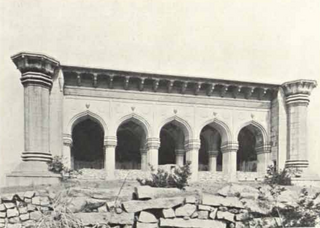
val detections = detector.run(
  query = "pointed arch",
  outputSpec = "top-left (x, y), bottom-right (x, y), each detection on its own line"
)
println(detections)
top-left (235, 120), bottom-right (269, 147)
top-left (116, 113), bottom-right (151, 139)
top-left (67, 110), bottom-right (108, 136)
top-left (198, 118), bottom-right (232, 146)
top-left (158, 116), bottom-right (193, 141)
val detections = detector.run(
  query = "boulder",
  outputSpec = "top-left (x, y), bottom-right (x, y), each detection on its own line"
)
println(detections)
top-left (162, 208), bottom-right (175, 218)
top-left (198, 204), bottom-right (211, 211)
top-left (0, 204), bottom-right (5, 211)
top-left (138, 211), bottom-right (158, 223)
top-left (123, 197), bottom-right (184, 213)
top-left (106, 211), bottom-right (135, 225)
top-left (85, 198), bottom-right (106, 210)
top-left (202, 194), bottom-right (244, 209)
top-left (67, 197), bottom-right (87, 213)
top-left (136, 222), bottom-right (158, 228)
top-left (30, 211), bottom-right (42, 221)
top-left (19, 213), bottom-right (29, 221)
top-left (191, 211), bottom-right (198, 219)
top-left (4, 203), bottom-right (15, 209)
top-left (23, 191), bottom-right (35, 199)
top-left (241, 199), bottom-right (272, 215)
top-left (216, 211), bottom-right (235, 222)
top-left (98, 205), bottom-right (108, 212)
top-left (160, 218), bottom-right (226, 228)
top-left (175, 204), bottom-right (197, 217)
top-left (74, 213), bottom-right (107, 226)
top-left (134, 186), bottom-right (181, 199)
top-left (18, 207), bottom-right (27, 214)
top-left (209, 208), bottom-right (218, 220)
top-left (0, 212), bottom-right (5, 218)
top-left (218, 184), bottom-right (259, 198)
top-left (185, 195), bottom-right (197, 204)
top-left (7, 208), bottom-right (19, 218)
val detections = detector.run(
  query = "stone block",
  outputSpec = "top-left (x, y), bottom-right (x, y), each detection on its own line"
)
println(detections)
top-left (27, 204), bottom-right (36, 212)
top-left (235, 212), bottom-right (250, 221)
top-left (175, 204), bottom-right (196, 217)
top-left (106, 212), bottom-right (135, 225)
top-left (18, 207), bottom-right (28, 214)
top-left (24, 198), bottom-right (32, 204)
top-left (39, 197), bottom-right (50, 206)
top-left (198, 210), bottom-right (209, 219)
top-left (123, 197), bottom-right (184, 213)
top-left (240, 199), bottom-right (271, 215)
top-left (98, 205), bottom-right (108, 212)
top-left (4, 203), bottom-right (16, 209)
top-left (0, 205), bottom-right (5, 211)
top-left (85, 198), bottom-right (106, 210)
top-left (19, 213), bottom-right (29, 221)
top-left (24, 191), bottom-right (35, 199)
top-left (217, 211), bottom-right (235, 222)
top-left (190, 211), bottom-right (198, 218)
top-left (7, 224), bottom-right (21, 228)
top-left (160, 218), bottom-right (226, 228)
top-left (136, 222), bottom-right (158, 228)
top-left (162, 208), bottom-right (175, 218)
top-left (202, 194), bottom-right (244, 209)
top-left (138, 211), bottom-right (158, 223)
top-left (134, 186), bottom-right (180, 199)
top-left (30, 211), bottom-right (42, 221)
top-left (74, 213), bottom-right (108, 226)
top-left (0, 213), bottom-right (5, 218)
top-left (22, 220), bottom-right (36, 228)
top-left (198, 204), bottom-right (211, 211)
top-left (209, 208), bottom-right (218, 220)
top-left (8, 216), bottom-right (20, 224)
top-left (31, 197), bottom-right (40, 206)
top-left (185, 195), bottom-right (197, 204)
top-left (7, 208), bottom-right (19, 218)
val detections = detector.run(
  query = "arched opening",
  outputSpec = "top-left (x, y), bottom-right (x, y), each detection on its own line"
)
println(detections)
top-left (199, 125), bottom-right (222, 171)
top-left (72, 118), bottom-right (104, 170)
top-left (159, 121), bottom-right (187, 166)
top-left (237, 124), bottom-right (264, 172)
top-left (116, 120), bottom-right (147, 170)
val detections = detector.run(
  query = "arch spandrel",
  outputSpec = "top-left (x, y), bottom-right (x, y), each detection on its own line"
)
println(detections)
top-left (157, 115), bottom-right (193, 142)
top-left (114, 113), bottom-right (152, 139)
top-left (197, 118), bottom-right (233, 146)
top-left (66, 110), bottom-right (108, 136)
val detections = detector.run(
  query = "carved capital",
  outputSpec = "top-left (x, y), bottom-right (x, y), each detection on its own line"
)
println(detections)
top-left (221, 142), bottom-right (239, 153)
top-left (104, 136), bottom-right (117, 148)
top-left (168, 80), bottom-right (174, 93)
top-left (12, 52), bottom-right (60, 88)
top-left (207, 83), bottom-right (216, 96)
top-left (282, 79), bottom-right (317, 105)
top-left (153, 79), bottom-right (159, 92)
top-left (181, 81), bottom-right (188, 94)
top-left (146, 138), bottom-right (160, 150)
top-left (194, 82), bottom-right (202, 95)
top-left (175, 149), bottom-right (185, 156)
top-left (255, 144), bottom-right (271, 155)
top-left (208, 150), bottom-right (219, 156)
top-left (139, 78), bottom-right (145, 91)
top-left (93, 73), bottom-right (98, 87)
top-left (186, 139), bottom-right (201, 151)
top-left (219, 84), bottom-right (228, 97)
top-left (63, 135), bottom-right (73, 147)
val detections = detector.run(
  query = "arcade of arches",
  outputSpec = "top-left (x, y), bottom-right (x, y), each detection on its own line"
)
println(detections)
top-left (7, 52), bottom-right (317, 186)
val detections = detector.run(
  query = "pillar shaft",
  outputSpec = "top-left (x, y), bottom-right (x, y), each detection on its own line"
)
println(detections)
top-left (140, 149), bottom-right (148, 171)
top-left (12, 53), bottom-right (60, 163)
top-left (186, 140), bottom-right (201, 181)
top-left (104, 137), bottom-right (117, 178)
top-left (221, 143), bottom-right (238, 181)
top-left (175, 149), bottom-right (185, 167)
top-left (62, 135), bottom-right (72, 170)
top-left (282, 80), bottom-right (317, 170)
top-left (208, 150), bottom-right (219, 172)
top-left (146, 138), bottom-right (160, 170)
top-left (256, 145), bottom-right (271, 174)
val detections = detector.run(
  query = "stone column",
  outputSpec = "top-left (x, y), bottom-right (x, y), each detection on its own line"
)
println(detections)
top-left (208, 150), bottom-right (219, 172)
top-left (282, 80), bottom-right (317, 172)
top-left (62, 135), bottom-right (72, 170)
top-left (256, 145), bottom-right (271, 174)
top-left (104, 136), bottom-right (117, 179)
top-left (7, 53), bottom-right (60, 186)
top-left (146, 138), bottom-right (160, 170)
top-left (221, 143), bottom-right (238, 181)
top-left (140, 148), bottom-right (148, 171)
top-left (186, 139), bottom-right (201, 181)
top-left (175, 149), bottom-right (185, 167)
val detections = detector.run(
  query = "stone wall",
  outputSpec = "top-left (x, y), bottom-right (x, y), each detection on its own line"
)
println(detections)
top-left (1, 184), bottom-right (306, 228)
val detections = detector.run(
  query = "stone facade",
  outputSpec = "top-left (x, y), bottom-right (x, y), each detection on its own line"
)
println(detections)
top-left (6, 52), bottom-right (318, 186)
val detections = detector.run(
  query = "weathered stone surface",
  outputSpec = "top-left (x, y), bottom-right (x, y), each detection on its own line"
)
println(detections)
top-left (7, 208), bottom-right (19, 218)
top-left (175, 204), bottom-right (196, 217)
top-left (0, 204), bottom-right (5, 211)
top-left (241, 199), bottom-right (272, 215)
top-left (8, 216), bottom-right (20, 224)
top-left (209, 209), bottom-right (217, 220)
top-left (31, 197), bottom-right (41, 206)
top-left (1, 194), bottom-right (16, 202)
top-left (18, 207), bottom-right (28, 214)
top-left (162, 208), bottom-right (175, 218)
top-left (190, 211), bottom-right (198, 218)
top-left (74, 213), bottom-right (107, 226)
top-left (138, 211), bottom-right (158, 223)
top-left (277, 190), bottom-right (299, 207)
top-left (106, 212), bottom-right (135, 225)
top-left (85, 198), bottom-right (106, 210)
top-left (185, 195), bottom-right (197, 204)
top-left (136, 222), bottom-right (158, 228)
top-left (67, 197), bottom-right (87, 213)
top-left (98, 205), bottom-right (108, 212)
top-left (123, 197), bottom-right (184, 213)
top-left (4, 203), bottom-right (15, 209)
top-left (235, 222), bottom-right (246, 228)
top-left (30, 211), bottom-right (42, 221)
top-left (134, 186), bottom-right (180, 199)
top-left (19, 213), bottom-right (29, 221)
top-left (217, 211), bottom-right (235, 222)
top-left (202, 194), bottom-right (244, 209)
top-left (27, 204), bottom-right (36, 212)
top-left (7, 223), bottom-right (21, 228)
top-left (218, 184), bottom-right (259, 199)
top-left (198, 210), bottom-right (209, 219)
top-left (0, 213), bottom-right (5, 218)
top-left (235, 212), bottom-right (250, 221)
top-left (22, 220), bottom-right (36, 228)
top-left (40, 197), bottom-right (50, 206)
top-left (160, 218), bottom-right (226, 228)
top-left (198, 204), bottom-right (211, 211)
top-left (24, 191), bottom-right (35, 199)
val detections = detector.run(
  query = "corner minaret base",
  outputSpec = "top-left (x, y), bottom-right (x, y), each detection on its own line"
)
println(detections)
top-left (6, 52), bottom-right (61, 187)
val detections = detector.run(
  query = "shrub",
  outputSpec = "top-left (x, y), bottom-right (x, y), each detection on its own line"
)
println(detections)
top-left (264, 165), bottom-right (299, 186)
top-left (48, 156), bottom-right (65, 174)
top-left (137, 161), bottom-right (192, 189)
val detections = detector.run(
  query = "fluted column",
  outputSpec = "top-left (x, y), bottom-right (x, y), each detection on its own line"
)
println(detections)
top-left (221, 142), bottom-right (238, 181)
top-left (186, 139), bottom-right (201, 181)
top-left (175, 149), bottom-right (185, 167)
top-left (208, 150), bottom-right (219, 172)
top-left (282, 80), bottom-right (317, 171)
top-left (104, 136), bottom-right (117, 179)
top-left (146, 138), bottom-right (160, 170)
top-left (256, 145), bottom-right (271, 174)
top-left (62, 135), bottom-right (72, 170)
top-left (140, 148), bottom-right (148, 171)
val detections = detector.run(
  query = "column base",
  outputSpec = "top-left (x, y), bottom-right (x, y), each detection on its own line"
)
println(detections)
top-left (285, 160), bottom-right (309, 169)
top-left (6, 161), bottom-right (61, 187)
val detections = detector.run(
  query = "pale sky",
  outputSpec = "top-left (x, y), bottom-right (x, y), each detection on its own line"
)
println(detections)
top-left (1, 0), bottom-right (319, 186)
